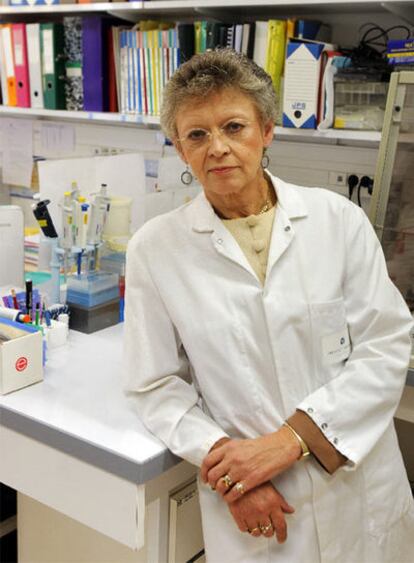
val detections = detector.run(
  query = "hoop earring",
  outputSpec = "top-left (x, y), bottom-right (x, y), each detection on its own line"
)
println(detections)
top-left (261, 150), bottom-right (270, 169)
top-left (181, 166), bottom-right (193, 186)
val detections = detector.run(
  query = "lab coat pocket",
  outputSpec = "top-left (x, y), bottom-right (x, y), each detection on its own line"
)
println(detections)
top-left (309, 298), bottom-right (351, 384)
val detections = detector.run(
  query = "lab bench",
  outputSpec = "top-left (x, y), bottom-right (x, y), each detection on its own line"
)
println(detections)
top-left (0, 324), bottom-right (204, 563)
top-left (0, 324), bottom-right (412, 562)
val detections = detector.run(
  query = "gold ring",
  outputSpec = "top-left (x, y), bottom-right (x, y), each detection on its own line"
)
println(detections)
top-left (248, 527), bottom-right (260, 535)
top-left (221, 474), bottom-right (233, 489)
top-left (259, 523), bottom-right (273, 534)
top-left (235, 482), bottom-right (245, 495)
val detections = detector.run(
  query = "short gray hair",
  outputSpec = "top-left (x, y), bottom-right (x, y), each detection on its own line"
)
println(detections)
top-left (160, 49), bottom-right (278, 140)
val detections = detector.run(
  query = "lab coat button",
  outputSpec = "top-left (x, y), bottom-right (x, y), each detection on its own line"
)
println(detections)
top-left (321, 423), bottom-right (328, 430)
top-left (307, 407), bottom-right (314, 414)
top-left (217, 238), bottom-right (223, 244)
top-left (333, 438), bottom-right (339, 445)
top-left (284, 226), bottom-right (291, 232)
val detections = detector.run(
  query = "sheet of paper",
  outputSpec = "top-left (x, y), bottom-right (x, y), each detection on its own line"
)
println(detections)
top-left (38, 153), bottom-right (146, 236)
top-left (40, 123), bottom-right (76, 154)
top-left (95, 153), bottom-right (146, 231)
top-left (2, 119), bottom-right (33, 187)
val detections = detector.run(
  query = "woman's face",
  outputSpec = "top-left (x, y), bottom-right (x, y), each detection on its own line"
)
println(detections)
top-left (174, 88), bottom-right (274, 200)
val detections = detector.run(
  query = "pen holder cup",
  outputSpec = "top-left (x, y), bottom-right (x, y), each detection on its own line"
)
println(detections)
top-left (46, 320), bottom-right (68, 349)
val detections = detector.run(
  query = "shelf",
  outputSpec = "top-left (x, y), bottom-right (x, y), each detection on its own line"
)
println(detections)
top-left (0, 2), bottom-right (139, 15)
top-left (0, 106), bottom-right (383, 144)
top-left (0, 105), bottom-right (161, 126)
top-left (0, 0), bottom-right (413, 20)
top-left (274, 126), bottom-right (381, 144)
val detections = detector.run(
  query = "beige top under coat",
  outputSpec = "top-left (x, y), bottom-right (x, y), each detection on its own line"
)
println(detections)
top-left (222, 206), bottom-right (276, 285)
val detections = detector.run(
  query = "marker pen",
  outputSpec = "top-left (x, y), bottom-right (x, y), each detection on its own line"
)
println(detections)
top-left (0, 307), bottom-right (30, 323)
top-left (25, 279), bottom-right (33, 317)
top-left (11, 289), bottom-right (19, 309)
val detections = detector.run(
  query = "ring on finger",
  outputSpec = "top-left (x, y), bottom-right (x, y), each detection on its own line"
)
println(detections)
top-left (259, 523), bottom-right (273, 534)
top-left (234, 482), bottom-right (245, 495)
top-left (248, 527), bottom-right (261, 535)
top-left (221, 474), bottom-right (233, 489)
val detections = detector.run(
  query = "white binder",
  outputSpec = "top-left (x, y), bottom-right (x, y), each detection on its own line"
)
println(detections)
top-left (26, 23), bottom-right (44, 109)
top-left (0, 28), bottom-right (9, 105)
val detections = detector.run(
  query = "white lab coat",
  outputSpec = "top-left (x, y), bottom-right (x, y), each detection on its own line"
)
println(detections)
top-left (124, 174), bottom-right (414, 563)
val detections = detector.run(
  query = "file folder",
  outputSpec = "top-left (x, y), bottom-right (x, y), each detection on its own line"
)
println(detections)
top-left (82, 16), bottom-right (108, 112)
top-left (0, 27), bottom-right (10, 105)
top-left (11, 23), bottom-right (30, 108)
top-left (63, 17), bottom-right (83, 110)
top-left (40, 23), bottom-right (66, 109)
top-left (26, 23), bottom-right (44, 108)
top-left (0, 25), bottom-right (17, 106)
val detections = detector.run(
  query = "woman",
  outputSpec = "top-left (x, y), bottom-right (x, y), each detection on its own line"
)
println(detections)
top-left (124, 49), bottom-right (414, 562)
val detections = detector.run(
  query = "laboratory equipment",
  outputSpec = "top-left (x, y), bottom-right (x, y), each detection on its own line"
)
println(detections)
top-left (32, 184), bottom-right (111, 308)
top-left (369, 70), bottom-right (414, 366)
top-left (334, 73), bottom-right (388, 130)
top-left (102, 196), bottom-right (132, 241)
top-left (67, 271), bottom-right (119, 308)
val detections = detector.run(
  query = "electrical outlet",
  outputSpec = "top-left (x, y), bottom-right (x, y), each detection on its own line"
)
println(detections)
top-left (329, 171), bottom-right (348, 187)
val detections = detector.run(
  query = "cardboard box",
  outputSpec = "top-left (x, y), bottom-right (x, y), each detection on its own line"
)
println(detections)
top-left (283, 41), bottom-right (324, 129)
top-left (0, 318), bottom-right (43, 395)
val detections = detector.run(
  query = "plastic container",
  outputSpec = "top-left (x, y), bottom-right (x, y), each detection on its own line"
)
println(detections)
top-left (99, 251), bottom-right (126, 277)
top-left (66, 272), bottom-right (120, 308)
top-left (103, 197), bottom-right (132, 239)
top-left (334, 79), bottom-right (388, 131)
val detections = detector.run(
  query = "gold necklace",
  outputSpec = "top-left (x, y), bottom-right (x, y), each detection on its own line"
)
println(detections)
top-left (258, 183), bottom-right (272, 215)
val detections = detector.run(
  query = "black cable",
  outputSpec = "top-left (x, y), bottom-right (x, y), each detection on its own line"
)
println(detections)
top-left (339, 24), bottom-right (412, 72)
top-left (348, 174), bottom-right (359, 201)
top-left (357, 178), bottom-right (362, 207)
top-left (357, 176), bottom-right (374, 207)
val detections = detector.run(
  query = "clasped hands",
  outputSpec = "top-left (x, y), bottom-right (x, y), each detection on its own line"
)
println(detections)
top-left (200, 427), bottom-right (301, 543)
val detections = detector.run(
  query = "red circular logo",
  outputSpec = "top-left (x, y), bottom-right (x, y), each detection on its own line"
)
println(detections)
top-left (15, 357), bottom-right (28, 372)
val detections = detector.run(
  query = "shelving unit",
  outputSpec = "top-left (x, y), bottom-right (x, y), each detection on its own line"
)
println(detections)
top-left (0, 0), bottom-right (413, 23)
top-left (0, 0), bottom-right (410, 141)
top-left (0, 105), bottom-right (382, 144)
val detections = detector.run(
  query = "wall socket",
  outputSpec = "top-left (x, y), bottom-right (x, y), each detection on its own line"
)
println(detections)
top-left (329, 171), bottom-right (374, 188)
top-left (329, 171), bottom-right (349, 187)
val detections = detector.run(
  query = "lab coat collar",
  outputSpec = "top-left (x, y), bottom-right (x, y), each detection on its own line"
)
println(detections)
top-left (190, 173), bottom-right (308, 233)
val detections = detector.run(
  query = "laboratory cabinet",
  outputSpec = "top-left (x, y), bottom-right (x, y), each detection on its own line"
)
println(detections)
top-left (370, 70), bottom-right (414, 486)
top-left (0, 325), bottom-right (205, 563)
top-left (370, 70), bottom-right (414, 315)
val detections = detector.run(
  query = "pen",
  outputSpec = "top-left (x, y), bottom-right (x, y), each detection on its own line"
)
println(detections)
top-left (11, 289), bottom-right (19, 309)
top-left (25, 279), bottom-right (33, 318)
top-left (35, 302), bottom-right (40, 326)
top-left (44, 310), bottom-right (51, 328)
top-left (77, 251), bottom-right (82, 276)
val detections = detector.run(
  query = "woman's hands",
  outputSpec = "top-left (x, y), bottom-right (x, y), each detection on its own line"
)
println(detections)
top-left (201, 427), bottom-right (301, 503)
top-left (227, 481), bottom-right (295, 543)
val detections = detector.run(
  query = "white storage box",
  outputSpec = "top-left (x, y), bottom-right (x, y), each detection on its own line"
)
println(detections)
top-left (0, 318), bottom-right (43, 395)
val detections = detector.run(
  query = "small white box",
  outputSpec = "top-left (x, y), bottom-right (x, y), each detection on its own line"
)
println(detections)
top-left (0, 319), bottom-right (43, 395)
top-left (283, 41), bottom-right (324, 129)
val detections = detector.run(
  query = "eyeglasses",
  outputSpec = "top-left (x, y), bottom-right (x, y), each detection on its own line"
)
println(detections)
top-left (177, 119), bottom-right (254, 151)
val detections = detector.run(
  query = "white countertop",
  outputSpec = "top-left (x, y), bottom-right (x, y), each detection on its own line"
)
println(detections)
top-left (1, 323), bottom-right (412, 483)
top-left (0, 324), bottom-right (178, 484)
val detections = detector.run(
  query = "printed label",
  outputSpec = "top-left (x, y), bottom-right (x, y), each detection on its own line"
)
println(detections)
top-left (15, 356), bottom-right (28, 372)
top-left (322, 326), bottom-right (351, 364)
